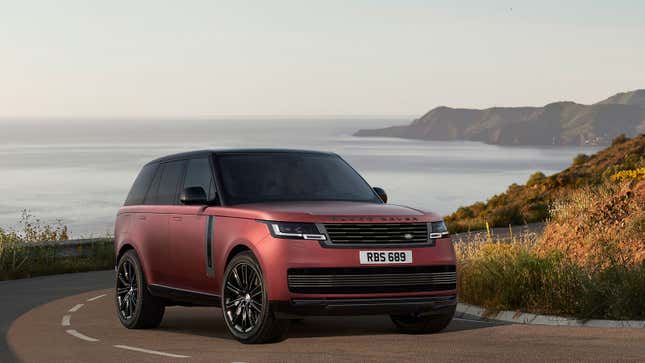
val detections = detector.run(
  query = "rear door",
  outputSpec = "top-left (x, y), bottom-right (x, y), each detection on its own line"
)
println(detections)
top-left (142, 159), bottom-right (187, 286)
top-left (121, 163), bottom-right (157, 279)
top-left (168, 157), bottom-right (218, 293)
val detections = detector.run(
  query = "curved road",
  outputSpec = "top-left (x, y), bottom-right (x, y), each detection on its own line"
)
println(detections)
top-left (0, 270), bottom-right (114, 362)
top-left (3, 271), bottom-right (645, 362)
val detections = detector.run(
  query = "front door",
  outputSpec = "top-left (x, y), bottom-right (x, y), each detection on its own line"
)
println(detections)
top-left (168, 157), bottom-right (218, 293)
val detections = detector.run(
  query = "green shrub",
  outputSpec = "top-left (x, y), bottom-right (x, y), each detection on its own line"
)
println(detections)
top-left (572, 153), bottom-right (589, 166)
top-left (585, 265), bottom-right (645, 320)
top-left (611, 134), bottom-right (629, 146)
top-left (455, 238), bottom-right (645, 320)
top-left (526, 172), bottom-right (546, 187)
top-left (453, 206), bottom-right (474, 220)
top-left (487, 205), bottom-right (523, 226)
top-left (523, 202), bottom-right (549, 222)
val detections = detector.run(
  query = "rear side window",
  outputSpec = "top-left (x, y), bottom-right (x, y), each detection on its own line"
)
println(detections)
top-left (183, 158), bottom-right (216, 201)
top-left (124, 163), bottom-right (158, 206)
top-left (145, 160), bottom-right (186, 205)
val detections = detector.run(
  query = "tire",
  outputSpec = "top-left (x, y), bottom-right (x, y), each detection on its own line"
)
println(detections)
top-left (221, 251), bottom-right (289, 343)
top-left (390, 309), bottom-right (454, 334)
top-left (115, 250), bottom-right (165, 329)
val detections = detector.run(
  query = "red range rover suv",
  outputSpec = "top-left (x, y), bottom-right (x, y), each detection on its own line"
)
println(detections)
top-left (114, 149), bottom-right (456, 343)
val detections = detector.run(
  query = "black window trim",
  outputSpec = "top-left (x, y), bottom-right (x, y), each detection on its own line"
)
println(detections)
top-left (210, 153), bottom-right (228, 206)
top-left (174, 159), bottom-right (188, 205)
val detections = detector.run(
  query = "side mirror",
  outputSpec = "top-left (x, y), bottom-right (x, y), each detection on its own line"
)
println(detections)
top-left (180, 186), bottom-right (207, 205)
top-left (373, 187), bottom-right (388, 203)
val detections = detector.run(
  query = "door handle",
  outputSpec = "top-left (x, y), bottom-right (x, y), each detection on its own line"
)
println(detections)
top-left (171, 216), bottom-right (183, 221)
top-left (136, 215), bottom-right (146, 220)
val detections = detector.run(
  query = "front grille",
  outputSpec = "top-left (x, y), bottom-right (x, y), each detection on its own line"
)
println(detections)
top-left (288, 266), bottom-right (456, 294)
top-left (323, 222), bottom-right (429, 245)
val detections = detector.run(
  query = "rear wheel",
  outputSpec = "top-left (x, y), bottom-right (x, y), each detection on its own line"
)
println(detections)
top-left (115, 250), bottom-right (165, 329)
top-left (390, 309), bottom-right (454, 334)
top-left (221, 251), bottom-right (289, 343)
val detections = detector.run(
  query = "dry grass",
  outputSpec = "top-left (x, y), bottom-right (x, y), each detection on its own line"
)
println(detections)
top-left (540, 181), bottom-right (644, 270)
top-left (0, 211), bottom-right (114, 280)
top-left (455, 181), bottom-right (645, 320)
top-left (456, 237), bottom-right (644, 320)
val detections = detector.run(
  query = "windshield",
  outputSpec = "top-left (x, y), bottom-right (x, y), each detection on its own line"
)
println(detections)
top-left (217, 153), bottom-right (381, 205)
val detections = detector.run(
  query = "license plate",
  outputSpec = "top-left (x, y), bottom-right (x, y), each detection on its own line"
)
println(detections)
top-left (359, 250), bottom-right (413, 264)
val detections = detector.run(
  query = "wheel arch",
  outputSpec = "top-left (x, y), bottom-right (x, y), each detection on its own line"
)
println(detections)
top-left (221, 240), bottom-right (267, 279)
top-left (225, 244), bottom-right (252, 266)
top-left (115, 242), bottom-right (154, 285)
top-left (117, 242), bottom-right (137, 262)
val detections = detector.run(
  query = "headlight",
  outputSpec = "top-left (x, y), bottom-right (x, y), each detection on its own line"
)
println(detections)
top-left (429, 220), bottom-right (449, 239)
top-left (267, 222), bottom-right (326, 241)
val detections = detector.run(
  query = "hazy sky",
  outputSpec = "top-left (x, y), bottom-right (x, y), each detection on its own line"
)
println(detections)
top-left (1, 0), bottom-right (644, 118)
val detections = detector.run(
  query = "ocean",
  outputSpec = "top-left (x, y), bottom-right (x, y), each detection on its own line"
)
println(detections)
top-left (0, 118), bottom-right (600, 237)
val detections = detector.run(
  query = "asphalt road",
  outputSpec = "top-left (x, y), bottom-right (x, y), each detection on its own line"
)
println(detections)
top-left (5, 283), bottom-right (645, 362)
top-left (0, 270), bottom-right (115, 362)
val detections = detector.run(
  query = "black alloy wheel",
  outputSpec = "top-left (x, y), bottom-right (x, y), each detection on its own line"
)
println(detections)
top-left (224, 262), bottom-right (263, 333)
top-left (115, 250), bottom-right (165, 329)
top-left (222, 251), bottom-right (289, 343)
top-left (116, 258), bottom-right (138, 320)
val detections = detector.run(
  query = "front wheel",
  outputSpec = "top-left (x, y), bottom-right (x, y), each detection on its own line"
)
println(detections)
top-left (221, 251), bottom-right (289, 343)
top-left (390, 310), bottom-right (454, 334)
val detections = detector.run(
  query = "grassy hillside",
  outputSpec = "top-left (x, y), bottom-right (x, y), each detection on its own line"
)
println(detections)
top-left (445, 134), bottom-right (645, 233)
top-left (456, 178), bottom-right (644, 319)
top-left (455, 156), bottom-right (644, 319)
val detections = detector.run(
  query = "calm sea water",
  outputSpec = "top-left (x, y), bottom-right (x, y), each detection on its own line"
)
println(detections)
top-left (0, 119), bottom-right (600, 237)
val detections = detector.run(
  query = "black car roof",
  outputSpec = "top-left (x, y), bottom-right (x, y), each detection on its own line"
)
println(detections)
top-left (147, 148), bottom-right (336, 165)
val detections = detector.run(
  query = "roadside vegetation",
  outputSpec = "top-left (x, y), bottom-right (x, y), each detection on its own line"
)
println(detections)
top-left (0, 212), bottom-right (114, 280)
top-left (455, 177), bottom-right (645, 320)
top-left (445, 134), bottom-right (645, 233)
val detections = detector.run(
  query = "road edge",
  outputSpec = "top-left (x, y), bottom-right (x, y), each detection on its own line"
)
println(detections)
top-left (455, 302), bottom-right (645, 328)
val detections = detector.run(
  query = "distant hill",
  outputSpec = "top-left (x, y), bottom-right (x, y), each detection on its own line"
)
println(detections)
top-left (597, 89), bottom-right (645, 107)
top-left (444, 135), bottom-right (645, 233)
top-left (355, 89), bottom-right (645, 146)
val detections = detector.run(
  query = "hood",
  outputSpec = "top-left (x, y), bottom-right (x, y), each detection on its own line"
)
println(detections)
top-left (219, 201), bottom-right (441, 223)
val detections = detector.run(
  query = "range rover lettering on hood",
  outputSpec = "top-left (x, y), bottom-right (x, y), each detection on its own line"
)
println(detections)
top-left (326, 216), bottom-right (420, 222)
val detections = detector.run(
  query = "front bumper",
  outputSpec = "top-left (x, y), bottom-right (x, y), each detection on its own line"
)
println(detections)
top-left (271, 294), bottom-right (457, 318)
top-left (254, 235), bottom-right (457, 302)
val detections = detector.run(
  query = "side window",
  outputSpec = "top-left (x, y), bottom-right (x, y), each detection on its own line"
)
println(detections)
top-left (124, 163), bottom-right (158, 206)
top-left (144, 166), bottom-right (162, 205)
top-left (145, 160), bottom-right (186, 205)
top-left (183, 158), bottom-right (216, 201)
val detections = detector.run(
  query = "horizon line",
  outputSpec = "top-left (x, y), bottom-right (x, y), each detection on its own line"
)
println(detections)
top-left (0, 114), bottom-right (416, 121)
